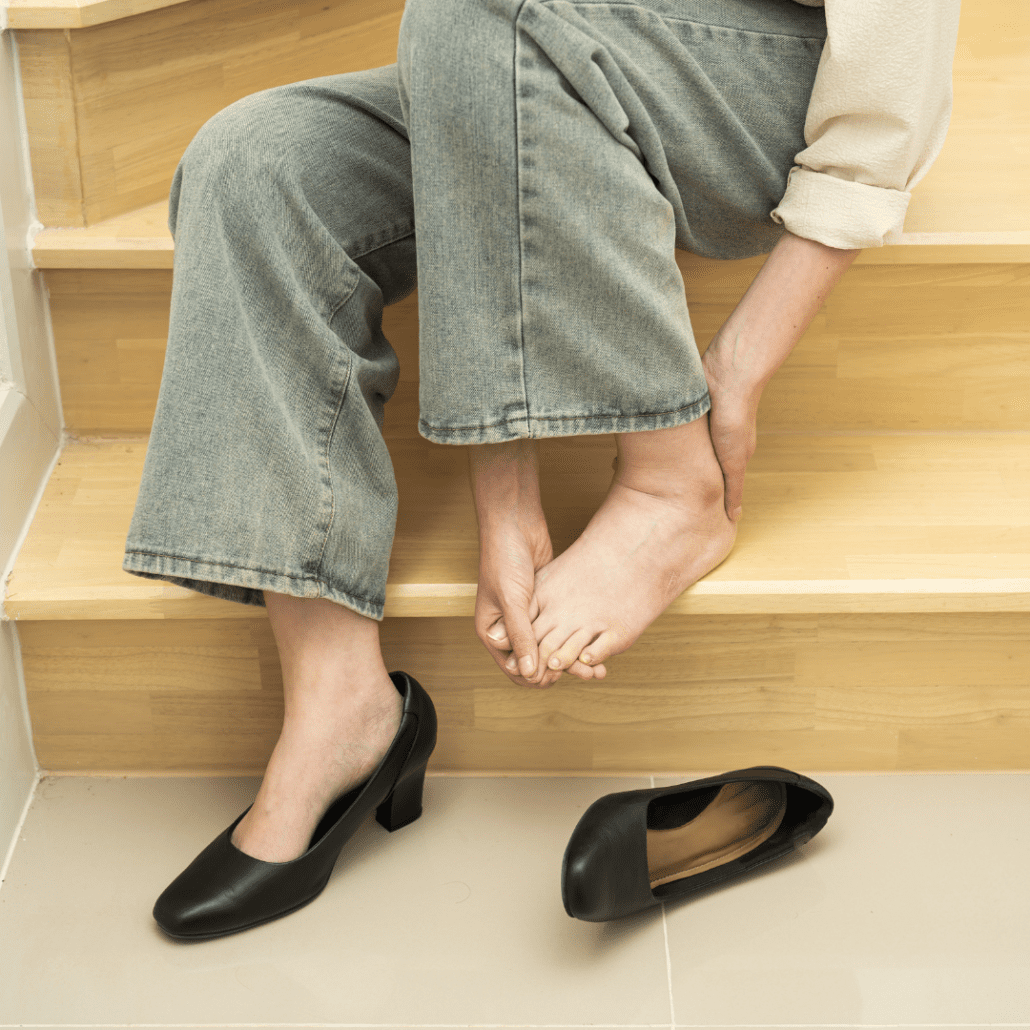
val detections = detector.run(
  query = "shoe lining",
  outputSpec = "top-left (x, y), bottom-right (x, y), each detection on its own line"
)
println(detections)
top-left (646, 780), bottom-right (788, 889)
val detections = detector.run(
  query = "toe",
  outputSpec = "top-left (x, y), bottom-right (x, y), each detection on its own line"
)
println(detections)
top-left (537, 626), bottom-right (577, 675)
top-left (567, 658), bottom-right (606, 680)
top-left (579, 630), bottom-right (622, 667)
top-left (547, 628), bottom-right (598, 674)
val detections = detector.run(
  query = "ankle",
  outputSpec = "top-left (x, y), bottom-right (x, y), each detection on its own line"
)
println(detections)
top-left (615, 427), bottom-right (725, 510)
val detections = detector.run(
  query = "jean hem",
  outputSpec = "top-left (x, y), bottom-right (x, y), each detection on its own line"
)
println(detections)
top-left (418, 394), bottom-right (711, 445)
top-left (122, 550), bottom-right (385, 621)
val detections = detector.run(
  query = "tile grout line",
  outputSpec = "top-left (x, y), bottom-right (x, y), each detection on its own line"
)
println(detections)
top-left (652, 774), bottom-right (676, 1030)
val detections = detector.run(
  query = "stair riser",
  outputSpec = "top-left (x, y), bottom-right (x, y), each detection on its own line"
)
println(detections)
top-left (15, 0), bottom-right (407, 227)
top-left (48, 262), bottom-right (1030, 437)
top-left (19, 613), bottom-right (1030, 773)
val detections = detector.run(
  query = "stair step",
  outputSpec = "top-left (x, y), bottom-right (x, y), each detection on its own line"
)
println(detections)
top-left (10, 432), bottom-right (1030, 773)
top-left (8, 433), bottom-right (1030, 622)
top-left (31, 199), bottom-right (1030, 270)
top-left (14, 0), bottom-right (407, 227)
top-left (8, 0), bottom-right (182, 30)
top-left (36, 242), bottom-right (1030, 437)
top-left (14, 0), bottom-right (1030, 231)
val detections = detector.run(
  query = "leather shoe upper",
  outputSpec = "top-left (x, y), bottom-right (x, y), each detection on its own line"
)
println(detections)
top-left (561, 766), bottom-right (833, 922)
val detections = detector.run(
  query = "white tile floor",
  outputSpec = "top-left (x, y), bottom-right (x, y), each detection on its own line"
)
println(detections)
top-left (0, 772), bottom-right (1028, 1029)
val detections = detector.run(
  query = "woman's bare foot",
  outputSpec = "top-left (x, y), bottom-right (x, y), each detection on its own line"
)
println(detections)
top-left (230, 594), bottom-right (403, 863)
top-left (521, 415), bottom-right (737, 683)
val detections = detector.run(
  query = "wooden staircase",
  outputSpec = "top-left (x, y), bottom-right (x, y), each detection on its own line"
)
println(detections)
top-left (6, 0), bottom-right (1030, 775)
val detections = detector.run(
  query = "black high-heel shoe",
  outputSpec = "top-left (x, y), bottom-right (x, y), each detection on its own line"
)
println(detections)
top-left (561, 766), bottom-right (833, 922)
top-left (153, 670), bottom-right (437, 940)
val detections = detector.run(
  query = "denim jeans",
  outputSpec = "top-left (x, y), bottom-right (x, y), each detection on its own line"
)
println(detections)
top-left (123, 0), bottom-right (826, 620)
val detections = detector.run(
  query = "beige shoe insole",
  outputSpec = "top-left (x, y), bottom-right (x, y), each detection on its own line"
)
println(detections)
top-left (647, 781), bottom-right (788, 889)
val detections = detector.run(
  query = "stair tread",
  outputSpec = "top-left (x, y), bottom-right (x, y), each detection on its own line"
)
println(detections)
top-left (25, 0), bottom-right (1030, 263)
top-left (7, 0), bottom-right (180, 30)
top-left (7, 433), bottom-right (1030, 621)
top-left (30, 199), bottom-right (1030, 271)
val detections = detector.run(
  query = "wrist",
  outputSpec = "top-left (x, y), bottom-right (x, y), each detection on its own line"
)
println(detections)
top-left (467, 440), bottom-right (543, 521)
top-left (703, 332), bottom-right (773, 401)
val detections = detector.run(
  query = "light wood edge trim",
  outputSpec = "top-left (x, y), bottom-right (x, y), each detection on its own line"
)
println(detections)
top-left (31, 231), bottom-right (1030, 270)
top-left (7, 579), bottom-right (1030, 621)
top-left (7, 0), bottom-right (184, 30)
top-left (31, 240), bottom-right (174, 269)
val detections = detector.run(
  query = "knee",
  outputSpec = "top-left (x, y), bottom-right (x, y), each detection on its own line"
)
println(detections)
top-left (169, 90), bottom-right (288, 234)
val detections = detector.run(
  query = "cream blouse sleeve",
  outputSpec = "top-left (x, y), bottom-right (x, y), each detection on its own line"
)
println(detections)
top-left (770, 0), bottom-right (963, 250)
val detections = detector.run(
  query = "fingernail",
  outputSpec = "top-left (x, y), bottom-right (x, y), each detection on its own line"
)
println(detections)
top-left (519, 655), bottom-right (537, 677)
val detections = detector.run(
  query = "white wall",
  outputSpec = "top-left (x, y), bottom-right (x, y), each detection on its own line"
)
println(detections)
top-left (0, 8), bottom-right (63, 878)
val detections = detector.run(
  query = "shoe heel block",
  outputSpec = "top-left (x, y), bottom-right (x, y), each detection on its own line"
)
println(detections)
top-left (376, 673), bottom-right (439, 832)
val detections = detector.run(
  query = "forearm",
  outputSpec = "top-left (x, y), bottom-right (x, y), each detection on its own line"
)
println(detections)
top-left (467, 440), bottom-right (543, 528)
top-left (705, 230), bottom-right (860, 393)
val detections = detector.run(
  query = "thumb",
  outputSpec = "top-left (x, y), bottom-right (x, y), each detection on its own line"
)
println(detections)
top-left (502, 599), bottom-right (539, 679)
top-left (724, 467), bottom-right (744, 522)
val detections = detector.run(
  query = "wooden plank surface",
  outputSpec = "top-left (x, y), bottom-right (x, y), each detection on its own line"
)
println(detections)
top-left (31, 199), bottom-right (1030, 269)
top-left (42, 257), bottom-right (1030, 437)
top-left (19, 612), bottom-right (1030, 772)
top-left (15, 0), bottom-right (1030, 232)
top-left (8, 0), bottom-right (184, 30)
top-left (6, 432), bottom-right (1030, 621)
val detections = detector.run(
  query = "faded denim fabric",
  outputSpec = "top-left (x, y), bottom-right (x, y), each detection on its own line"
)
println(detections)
top-left (123, 0), bottom-right (826, 619)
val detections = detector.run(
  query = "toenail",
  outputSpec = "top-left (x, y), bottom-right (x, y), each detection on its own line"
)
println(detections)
top-left (549, 655), bottom-right (561, 669)
top-left (506, 657), bottom-right (518, 671)
top-left (488, 627), bottom-right (505, 641)
top-left (580, 652), bottom-right (592, 664)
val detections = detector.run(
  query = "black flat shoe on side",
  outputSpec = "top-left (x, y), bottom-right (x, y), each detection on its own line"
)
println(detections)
top-left (153, 670), bottom-right (437, 941)
top-left (561, 766), bottom-right (833, 922)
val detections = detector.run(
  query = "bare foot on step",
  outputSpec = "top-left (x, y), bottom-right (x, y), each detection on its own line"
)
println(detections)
top-left (521, 415), bottom-right (737, 683)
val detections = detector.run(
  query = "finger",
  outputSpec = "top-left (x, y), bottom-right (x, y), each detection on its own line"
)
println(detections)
top-left (501, 600), bottom-right (541, 680)
top-left (724, 467), bottom-right (745, 522)
top-left (485, 619), bottom-right (511, 651)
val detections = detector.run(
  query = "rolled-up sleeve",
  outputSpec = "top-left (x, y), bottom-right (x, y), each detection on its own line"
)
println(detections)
top-left (770, 0), bottom-right (962, 250)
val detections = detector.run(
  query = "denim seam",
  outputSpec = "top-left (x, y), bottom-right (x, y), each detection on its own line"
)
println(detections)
top-left (548, 2), bottom-right (825, 40)
top-left (124, 548), bottom-right (383, 609)
top-left (514, 0), bottom-right (534, 431)
top-left (348, 221), bottom-right (416, 263)
top-left (312, 333), bottom-right (355, 591)
top-left (420, 392), bottom-right (708, 434)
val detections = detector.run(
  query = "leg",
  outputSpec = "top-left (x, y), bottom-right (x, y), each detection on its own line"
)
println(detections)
top-left (231, 593), bottom-right (402, 862)
top-left (123, 69), bottom-right (418, 858)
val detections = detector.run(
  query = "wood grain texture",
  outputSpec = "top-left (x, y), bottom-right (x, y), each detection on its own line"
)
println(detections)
top-left (6, 434), bottom-right (1029, 622)
top-left (15, 31), bottom-right (85, 227)
top-left (32, 201), bottom-right (1030, 270)
top-left (15, 0), bottom-right (1030, 231)
top-left (18, 612), bottom-right (1030, 772)
top-left (16, 0), bottom-right (407, 227)
top-left (42, 258), bottom-right (1030, 436)
top-left (8, 0), bottom-right (184, 30)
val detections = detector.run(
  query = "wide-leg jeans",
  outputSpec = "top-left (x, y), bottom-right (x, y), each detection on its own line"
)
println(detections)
top-left (124, 0), bottom-right (827, 620)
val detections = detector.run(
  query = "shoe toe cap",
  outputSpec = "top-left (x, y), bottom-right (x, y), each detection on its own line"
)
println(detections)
top-left (561, 796), bottom-right (654, 922)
